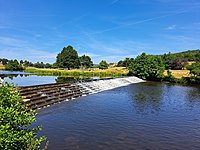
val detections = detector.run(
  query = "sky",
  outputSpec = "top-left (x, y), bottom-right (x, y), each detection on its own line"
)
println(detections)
top-left (0, 0), bottom-right (200, 64)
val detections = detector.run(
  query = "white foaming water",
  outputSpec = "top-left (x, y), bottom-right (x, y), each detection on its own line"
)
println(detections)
top-left (75, 76), bottom-right (145, 94)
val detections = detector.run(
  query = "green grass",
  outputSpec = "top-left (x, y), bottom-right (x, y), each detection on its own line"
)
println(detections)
top-left (25, 68), bottom-right (128, 77)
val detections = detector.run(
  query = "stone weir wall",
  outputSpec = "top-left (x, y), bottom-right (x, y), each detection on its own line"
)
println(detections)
top-left (18, 76), bottom-right (144, 110)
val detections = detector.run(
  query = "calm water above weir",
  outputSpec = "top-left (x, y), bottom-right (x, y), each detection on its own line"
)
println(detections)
top-left (35, 82), bottom-right (200, 150)
top-left (0, 70), bottom-right (104, 86)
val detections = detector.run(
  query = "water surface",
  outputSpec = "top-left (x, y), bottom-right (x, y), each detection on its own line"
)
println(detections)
top-left (0, 71), bottom-right (103, 86)
top-left (35, 82), bottom-right (200, 150)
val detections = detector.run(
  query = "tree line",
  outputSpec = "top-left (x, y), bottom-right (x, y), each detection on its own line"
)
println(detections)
top-left (0, 45), bottom-right (110, 71)
top-left (118, 50), bottom-right (200, 84)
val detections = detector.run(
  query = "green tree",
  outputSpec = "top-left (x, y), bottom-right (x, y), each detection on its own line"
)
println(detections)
top-left (0, 83), bottom-right (45, 150)
top-left (187, 62), bottom-right (200, 77)
top-left (187, 62), bottom-right (200, 83)
top-left (117, 58), bottom-right (134, 68)
top-left (117, 60), bottom-right (123, 67)
top-left (98, 60), bottom-right (108, 69)
top-left (23, 60), bottom-right (33, 67)
top-left (33, 62), bottom-right (45, 68)
top-left (56, 45), bottom-right (80, 69)
top-left (20, 60), bottom-right (24, 65)
top-left (172, 58), bottom-right (188, 70)
top-left (128, 53), bottom-right (165, 80)
top-left (5, 60), bottom-right (24, 71)
top-left (45, 63), bottom-right (52, 68)
top-left (161, 53), bottom-right (176, 69)
top-left (1, 58), bottom-right (9, 65)
top-left (196, 52), bottom-right (200, 62)
top-left (79, 55), bottom-right (93, 68)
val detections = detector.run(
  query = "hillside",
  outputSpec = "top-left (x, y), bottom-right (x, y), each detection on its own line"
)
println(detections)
top-left (159, 49), bottom-right (200, 61)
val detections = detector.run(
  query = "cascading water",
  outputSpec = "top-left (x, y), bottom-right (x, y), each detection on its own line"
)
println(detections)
top-left (75, 77), bottom-right (145, 94)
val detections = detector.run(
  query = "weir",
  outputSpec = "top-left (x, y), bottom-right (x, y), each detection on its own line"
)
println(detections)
top-left (18, 77), bottom-right (144, 110)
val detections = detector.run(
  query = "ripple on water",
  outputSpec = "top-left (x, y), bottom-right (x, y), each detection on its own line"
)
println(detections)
top-left (36, 82), bottom-right (200, 150)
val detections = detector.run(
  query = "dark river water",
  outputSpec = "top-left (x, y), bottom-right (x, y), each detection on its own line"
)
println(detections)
top-left (34, 82), bottom-right (200, 150)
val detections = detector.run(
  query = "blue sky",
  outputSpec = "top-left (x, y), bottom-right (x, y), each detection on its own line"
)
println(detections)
top-left (0, 0), bottom-right (200, 64)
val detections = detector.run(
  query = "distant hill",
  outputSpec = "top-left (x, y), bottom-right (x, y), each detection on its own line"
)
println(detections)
top-left (158, 49), bottom-right (200, 61)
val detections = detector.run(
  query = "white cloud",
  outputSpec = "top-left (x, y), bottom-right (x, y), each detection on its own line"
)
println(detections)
top-left (92, 54), bottom-right (138, 64)
top-left (166, 24), bottom-right (176, 30)
top-left (0, 48), bottom-right (57, 63)
top-left (109, 0), bottom-right (120, 5)
top-left (0, 36), bottom-right (57, 63)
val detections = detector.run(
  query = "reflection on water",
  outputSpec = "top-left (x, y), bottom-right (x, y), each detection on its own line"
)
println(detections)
top-left (3, 73), bottom-right (57, 86)
top-left (35, 82), bottom-right (200, 150)
top-left (1, 70), bottom-right (104, 86)
top-left (131, 82), bottom-right (163, 114)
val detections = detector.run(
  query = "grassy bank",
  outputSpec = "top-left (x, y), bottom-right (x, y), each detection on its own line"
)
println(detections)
top-left (163, 70), bottom-right (191, 78)
top-left (163, 69), bottom-right (200, 84)
top-left (0, 63), bottom-right (4, 70)
top-left (25, 67), bottom-right (128, 77)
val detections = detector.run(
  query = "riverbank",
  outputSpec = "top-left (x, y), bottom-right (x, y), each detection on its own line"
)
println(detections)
top-left (163, 70), bottom-right (191, 78)
top-left (24, 67), bottom-right (128, 77)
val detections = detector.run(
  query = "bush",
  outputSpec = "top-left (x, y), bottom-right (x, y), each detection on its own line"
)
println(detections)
top-left (5, 60), bottom-right (24, 71)
top-left (98, 60), bottom-right (108, 69)
top-left (0, 83), bottom-right (45, 150)
top-left (163, 70), bottom-right (176, 82)
top-left (128, 53), bottom-right (165, 81)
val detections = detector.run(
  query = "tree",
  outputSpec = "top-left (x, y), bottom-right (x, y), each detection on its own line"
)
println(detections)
top-left (33, 62), bottom-right (45, 68)
top-left (117, 58), bottom-right (134, 68)
top-left (20, 60), bottom-right (24, 65)
top-left (23, 60), bottom-right (33, 67)
top-left (187, 62), bottom-right (200, 83)
top-left (79, 55), bottom-right (93, 68)
top-left (5, 60), bottom-right (24, 71)
top-left (1, 58), bottom-right (9, 65)
top-left (56, 45), bottom-right (80, 69)
top-left (187, 62), bottom-right (200, 77)
top-left (117, 60), bottom-right (124, 67)
top-left (0, 83), bottom-right (45, 149)
top-left (98, 60), bottom-right (108, 69)
top-left (45, 63), bottom-right (52, 68)
top-left (172, 58), bottom-right (188, 70)
top-left (128, 53), bottom-right (165, 80)
top-left (161, 53), bottom-right (176, 69)
top-left (196, 52), bottom-right (200, 62)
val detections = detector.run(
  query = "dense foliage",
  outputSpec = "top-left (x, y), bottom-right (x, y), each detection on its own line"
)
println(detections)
top-left (5, 60), bottom-right (24, 71)
top-left (0, 83), bottom-right (45, 150)
top-left (160, 50), bottom-right (200, 61)
top-left (187, 62), bottom-right (200, 77)
top-left (56, 46), bottom-right (80, 69)
top-left (79, 55), bottom-right (93, 68)
top-left (160, 50), bottom-right (200, 69)
top-left (128, 53), bottom-right (165, 80)
top-left (23, 60), bottom-right (33, 67)
top-left (0, 58), bottom-right (9, 65)
top-left (117, 58), bottom-right (134, 68)
top-left (186, 62), bottom-right (200, 83)
top-left (33, 62), bottom-right (52, 68)
top-left (98, 60), bottom-right (109, 69)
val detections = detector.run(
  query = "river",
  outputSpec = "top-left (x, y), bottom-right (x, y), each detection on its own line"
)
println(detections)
top-left (35, 82), bottom-right (200, 150)
top-left (0, 70), bottom-right (95, 86)
top-left (1, 71), bottom-right (200, 149)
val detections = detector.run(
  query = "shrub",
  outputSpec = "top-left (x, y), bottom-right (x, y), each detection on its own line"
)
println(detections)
top-left (0, 83), bottom-right (45, 150)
